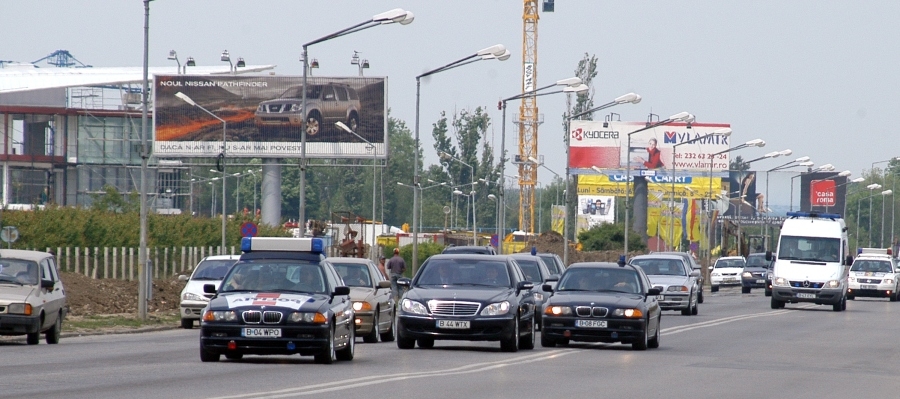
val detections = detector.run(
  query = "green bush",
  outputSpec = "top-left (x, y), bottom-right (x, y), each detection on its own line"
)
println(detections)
top-left (383, 242), bottom-right (445, 278)
top-left (577, 223), bottom-right (646, 252)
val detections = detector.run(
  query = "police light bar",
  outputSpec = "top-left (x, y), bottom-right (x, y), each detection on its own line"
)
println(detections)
top-left (786, 211), bottom-right (842, 220)
top-left (241, 237), bottom-right (324, 253)
top-left (859, 248), bottom-right (890, 255)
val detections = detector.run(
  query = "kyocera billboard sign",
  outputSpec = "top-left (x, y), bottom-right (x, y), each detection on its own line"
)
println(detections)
top-left (153, 75), bottom-right (387, 158)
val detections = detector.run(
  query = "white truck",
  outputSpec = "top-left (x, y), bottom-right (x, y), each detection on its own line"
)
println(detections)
top-left (767, 212), bottom-right (852, 311)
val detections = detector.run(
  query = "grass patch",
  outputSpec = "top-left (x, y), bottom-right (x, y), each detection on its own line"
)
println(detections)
top-left (64, 312), bottom-right (180, 332)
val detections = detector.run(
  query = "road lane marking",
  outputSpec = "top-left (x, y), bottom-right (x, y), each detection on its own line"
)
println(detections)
top-left (661, 304), bottom-right (817, 336)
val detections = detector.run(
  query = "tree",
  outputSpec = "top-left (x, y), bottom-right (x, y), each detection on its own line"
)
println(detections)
top-left (730, 156), bottom-right (750, 172)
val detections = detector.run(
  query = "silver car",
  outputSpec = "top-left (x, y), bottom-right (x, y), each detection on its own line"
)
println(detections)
top-left (177, 255), bottom-right (239, 329)
top-left (254, 82), bottom-right (361, 136)
top-left (630, 254), bottom-right (701, 316)
top-left (326, 257), bottom-right (395, 343)
top-left (0, 250), bottom-right (67, 344)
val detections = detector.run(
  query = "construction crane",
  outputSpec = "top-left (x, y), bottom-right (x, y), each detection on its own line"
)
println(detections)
top-left (516, 0), bottom-right (553, 236)
top-left (32, 50), bottom-right (91, 68)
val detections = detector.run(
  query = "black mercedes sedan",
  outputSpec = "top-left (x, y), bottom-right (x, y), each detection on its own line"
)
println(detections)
top-left (199, 237), bottom-right (355, 364)
top-left (540, 261), bottom-right (662, 350)
top-left (395, 254), bottom-right (536, 352)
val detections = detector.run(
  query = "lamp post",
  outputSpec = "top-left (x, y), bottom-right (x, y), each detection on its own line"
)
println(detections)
top-left (413, 45), bottom-right (509, 272)
top-left (221, 50), bottom-right (233, 72)
top-left (562, 92), bottom-right (642, 264)
top-left (765, 157), bottom-right (813, 249)
top-left (790, 164), bottom-right (835, 212)
top-left (337, 121), bottom-right (378, 259)
top-left (488, 194), bottom-right (500, 237)
top-left (883, 190), bottom-right (894, 247)
top-left (453, 190), bottom-right (472, 239)
top-left (440, 152), bottom-right (478, 247)
top-left (808, 170), bottom-right (852, 212)
top-left (399, 181), bottom-right (446, 235)
top-left (167, 50), bottom-right (181, 74)
top-left (732, 149), bottom-right (791, 255)
top-left (864, 183), bottom-right (883, 248)
top-left (299, 9), bottom-right (414, 241)
top-left (177, 92), bottom-right (227, 254)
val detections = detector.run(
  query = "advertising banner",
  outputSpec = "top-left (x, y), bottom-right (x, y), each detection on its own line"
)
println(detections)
top-left (153, 75), bottom-right (387, 158)
top-left (724, 171), bottom-right (763, 217)
top-left (568, 121), bottom-right (731, 173)
top-left (577, 174), bottom-right (721, 199)
top-left (576, 195), bottom-right (616, 226)
top-left (799, 172), bottom-right (848, 214)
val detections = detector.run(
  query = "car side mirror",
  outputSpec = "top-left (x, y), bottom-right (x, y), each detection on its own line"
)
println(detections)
top-left (40, 279), bottom-right (54, 289)
top-left (765, 251), bottom-right (773, 261)
top-left (542, 283), bottom-right (554, 293)
top-left (647, 288), bottom-right (661, 296)
top-left (517, 281), bottom-right (534, 292)
top-left (203, 284), bottom-right (217, 294)
top-left (545, 274), bottom-right (560, 282)
top-left (178, 275), bottom-right (189, 282)
top-left (845, 255), bottom-right (854, 266)
top-left (397, 278), bottom-right (411, 287)
top-left (377, 280), bottom-right (392, 289)
top-left (333, 286), bottom-right (351, 296)
top-left (690, 270), bottom-right (701, 278)
top-left (708, 266), bottom-right (713, 271)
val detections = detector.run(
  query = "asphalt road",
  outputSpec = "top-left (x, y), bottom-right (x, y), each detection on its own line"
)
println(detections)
top-left (3, 286), bottom-right (899, 399)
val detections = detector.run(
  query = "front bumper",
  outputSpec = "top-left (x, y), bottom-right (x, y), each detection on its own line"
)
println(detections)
top-left (200, 322), bottom-right (331, 356)
top-left (397, 314), bottom-right (515, 342)
top-left (848, 283), bottom-right (895, 298)
top-left (657, 293), bottom-right (690, 310)
top-left (180, 300), bottom-right (210, 320)
top-left (0, 313), bottom-right (41, 335)
top-left (742, 276), bottom-right (767, 288)
top-left (772, 286), bottom-right (843, 305)
top-left (710, 276), bottom-right (741, 286)
top-left (542, 316), bottom-right (647, 344)
top-left (354, 311), bottom-right (375, 335)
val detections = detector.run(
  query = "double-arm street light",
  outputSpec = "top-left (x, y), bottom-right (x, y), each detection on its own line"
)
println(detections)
top-left (176, 91), bottom-right (227, 254)
top-left (398, 181), bottom-right (446, 235)
top-left (789, 164), bottom-right (836, 211)
top-left (298, 8), bottom-right (414, 237)
top-left (336, 121), bottom-right (378, 260)
top-left (441, 151), bottom-right (477, 245)
top-left (411, 45), bottom-right (510, 273)
top-left (563, 92), bottom-right (643, 264)
top-left (528, 156), bottom-right (562, 206)
top-left (858, 183), bottom-right (883, 250)
top-left (765, 156), bottom-right (813, 249)
top-left (872, 157), bottom-right (900, 250)
top-left (731, 149), bottom-right (791, 255)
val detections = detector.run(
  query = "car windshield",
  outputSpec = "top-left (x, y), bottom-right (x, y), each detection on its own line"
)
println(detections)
top-left (0, 259), bottom-right (39, 285)
top-left (745, 255), bottom-right (769, 268)
top-left (777, 236), bottom-right (841, 263)
top-left (558, 268), bottom-right (641, 294)
top-left (442, 247), bottom-right (493, 255)
top-left (417, 259), bottom-right (510, 287)
top-left (537, 254), bottom-right (563, 274)
top-left (280, 84), bottom-right (323, 99)
top-left (333, 262), bottom-right (372, 288)
top-left (192, 259), bottom-right (236, 280)
top-left (514, 258), bottom-right (542, 283)
top-left (850, 260), bottom-right (894, 273)
top-left (630, 259), bottom-right (686, 276)
top-left (715, 259), bottom-right (745, 268)
top-left (220, 261), bottom-right (326, 294)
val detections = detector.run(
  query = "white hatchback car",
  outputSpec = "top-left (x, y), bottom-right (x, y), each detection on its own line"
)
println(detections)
top-left (178, 255), bottom-right (239, 329)
top-left (710, 256), bottom-right (746, 292)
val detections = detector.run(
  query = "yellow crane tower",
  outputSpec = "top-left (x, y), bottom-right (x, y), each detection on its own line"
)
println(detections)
top-left (517, 0), bottom-right (553, 236)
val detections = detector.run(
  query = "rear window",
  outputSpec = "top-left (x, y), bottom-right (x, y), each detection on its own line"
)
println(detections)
top-left (442, 247), bottom-right (494, 255)
top-left (192, 259), bottom-right (236, 280)
top-left (745, 255), bottom-right (769, 268)
top-left (515, 258), bottom-right (542, 282)
top-left (715, 259), bottom-right (745, 268)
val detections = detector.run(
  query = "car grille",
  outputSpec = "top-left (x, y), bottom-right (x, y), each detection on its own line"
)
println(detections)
top-left (268, 104), bottom-right (283, 112)
top-left (722, 273), bottom-right (738, 276)
top-left (789, 281), bottom-right (824, 289)
top-left (750, 272), bottom-right (764, 277)
top-left (428, 301), bottom-right (480, 316)
top-left (858, 278), bottom-right (882, 284)
top-left (242, 310), bottom-right (283, 324)
top-left (575, 306), bottom-right (609, 317)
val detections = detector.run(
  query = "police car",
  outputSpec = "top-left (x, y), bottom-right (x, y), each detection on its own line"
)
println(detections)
top-left (847, 248), bottom-right (900, 301)
top-left (199, 237), bottom-right (355, 364)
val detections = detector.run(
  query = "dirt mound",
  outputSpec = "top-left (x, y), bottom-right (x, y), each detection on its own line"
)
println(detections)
top-left (61, 272), bottom-right (183, 316)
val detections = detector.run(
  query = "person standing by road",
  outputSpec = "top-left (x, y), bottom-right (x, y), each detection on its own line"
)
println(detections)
top-left (377, 256), bottom-right (388, 279)
top-left (386, 248), bottom-right (406, 301)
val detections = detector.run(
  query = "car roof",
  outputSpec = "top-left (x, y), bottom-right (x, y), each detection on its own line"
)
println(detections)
top-left (441, 246), bottom-right (496, 254)
top-left (631, 254), bottom-right (684, 261)
top-left (428, 253), bottom-right (506, 261)
top-left (566, 262), bottom-right (630, 270)
top-left (0, 249), bottom-right (53, 262)
top-left (202, 255), bottom-right (240, 261)
top-left (325, 257), bottom-right (372, 264)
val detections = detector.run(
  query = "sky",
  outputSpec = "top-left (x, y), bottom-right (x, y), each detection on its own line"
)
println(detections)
top-left (3, 0), bottom-right (899, 210)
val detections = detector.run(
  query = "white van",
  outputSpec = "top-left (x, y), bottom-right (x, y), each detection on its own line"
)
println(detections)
top-left (767, 212), bottom-right (852, 311)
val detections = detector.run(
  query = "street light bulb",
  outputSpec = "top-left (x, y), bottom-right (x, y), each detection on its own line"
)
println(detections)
top-left (488, 194), bottom-right (497, 200)
top-left (563, 84), bottom-right (589, 93)
top-left (795, 156), bottom-right (810, 162)
top-left (373, 8), bottom-right (407, 23)
top-left (744, 139), bottom-right (765, 147)
top-left (852, 177), bottom-right (865, 183)
top-left (399, 11), bottom-right (415, 25)
top-left (837, 170), bottom-right (852, 177)
top-left (779, 149), bottom-right (793, 156)
top-left (711, 128), bottom-right (732, 136)
top-left (668, 111), bottom-right (692, 122)
top-left (798, 161), bottom-right (814, 167)
top-left (220, 50), bottom-right (231, 62)
top-left (763, 151), bottom-right (781, 158)
top-left (883, 190), bottom-right (893, 196)
top-left (818, 164), bottom-right (834, 171)
top-left (175, 92), bottom-right (196, 106)
top-left (476, 44), bottom-right (506, 57)
top-left (867, 184), bottom-right (882, 190)
top-left (335, 121), bottom-right (352, 133)
top-left (527, 157), bottom-right (540, 164)
top-left (453, 190), bottom-right (464, 195)
top-left (167, 50), bottom-right (177, 60)
top-left (615, 93), bottom-right (641, 104)
top-left (555, 77), bottom-right (582, 86)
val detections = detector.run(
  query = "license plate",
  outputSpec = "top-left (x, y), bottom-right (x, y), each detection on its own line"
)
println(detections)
top-left (656, 295), bottom-right (665, 300)
top-left (436, 320), bottom-right (470, 329)
top-left (755, 279), bottom-right (765, 284)
top-left (861, 284), bottom-right (877, 290)
top-left (797, 293), bottom-right (816, 299)
top-left (575, 319), bottom-right (608, 328)
top-left (725, 278), bottom-right (738, 282)
top-left (243, 328), bottom-right (281, 338)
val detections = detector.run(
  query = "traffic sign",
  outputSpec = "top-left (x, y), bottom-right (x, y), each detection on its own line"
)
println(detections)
top-left (639, 169), bottom-right (657, 177)
top-left (240, 222), bottom-right (258, 238)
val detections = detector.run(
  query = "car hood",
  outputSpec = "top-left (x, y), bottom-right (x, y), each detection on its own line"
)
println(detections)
top-left (208, 292), bottom-right (324, 311)
top-left (850, 271), bottom-right (894, 278)
top-left (742, 267), bottom-right (767, 273)
top-left (181, 279), bottom-right (222, 297)
top-left (712, 267), bottom-right (743, 273)
top-left (406, 287), bottom-right (513, 304)
top-left (646, 275), bottom-right (690, 287)
top-left (775, 266), bottom-right (841, 282)
top-left (0, 283), bottom-right (36, 304)
top-left (547, 291), bottom-right (646, 307)
top-left (349, 287), bottom-right (376, 302)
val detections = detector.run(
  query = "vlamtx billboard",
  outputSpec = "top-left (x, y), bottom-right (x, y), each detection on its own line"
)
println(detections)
top-left (568, 121), bottom-right (732, 173)
top-left (153, 75), bottom-right (387, 158)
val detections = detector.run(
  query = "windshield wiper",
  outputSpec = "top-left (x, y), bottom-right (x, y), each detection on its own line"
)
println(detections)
top-left (454, 283), bottom-right (500, 287)
top-left (192, 277), bottom-right (222, 281)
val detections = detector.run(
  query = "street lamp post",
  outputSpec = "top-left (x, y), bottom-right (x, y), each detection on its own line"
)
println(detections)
top-left (413, 45), bottom-right (510, 272)
top-left (765, 157), bottom-right (813, 249)
top-left (488, 194), bottom-right (499, 236)
top-left (790, 164), bottom-right (835, 212)
top-left (732, 149), bottom-right (791, 255)
top-left (883, 190), bottom-right (894, 247)
top-left (299, 9), bottom-right (414, 239)
top-left (440, 152), bottom-right (478, 246)
top-left (177, 92), bottom-right (227, 254)
top-left (337, 121), bottom-right (378, 260)
top-left (864, 183), bottom-right (883, 248)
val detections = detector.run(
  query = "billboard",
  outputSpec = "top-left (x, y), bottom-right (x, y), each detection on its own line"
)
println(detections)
top-left (576, 195), bottom-right (616, 225)
top-left (153, 75), bottom-right (387, 158)
top-left (577, 174), bottom-right (721, 199)
top-left (568, 121), bottom-right (731, 173)
top-left (800, 172), bottom-right (848, 215)
top-left (724, 170), bottom-right (763, 217)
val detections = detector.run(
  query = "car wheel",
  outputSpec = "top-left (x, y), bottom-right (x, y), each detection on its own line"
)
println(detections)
top-left (632, 319), bottom-right (649, 350)
top-left (45, 314), bottom-right (61, 344)
top-left (891, 292), bottom-right (899, 302)
top-left (181, 318), bottom-right (194, 329)
top-left (648, 316), bottom-right (661, 349)
top-left (764, 288), bottom-right (772, 297)
top-left (540, 330), bottom-right (556, 347)
top-left (698, 289), bottom-right (704, 304)
top-left (519, 316), bottom-right (535, 350)
top-left (500, 315), bottom-right (520, 352)
top-left (771, 296), bottom-right (785, 309)
top-left (681, 307), bottom-right (691, 316)
top-left (363, 311), bottom-right (379, 343)
top-left (347, 112), bottom-right (360, 132)
top-left (337, 324), bottom-right (355, 361)
top-left (742, 286), bottom-right (751, 294)
top-left (315, 325), bottom-right (337, 364)
top-left (26, 330), bottom-right (40, 345)
top-left (306, 112), bottom-right (323, 136)
top-left (417, 338), bottom-right (434, 349)
top-left (381, 311), bottom-right (396, 342)
top-left (847, 294), bottom-right (855, 300)
top-left (200, 343), bottom-right (220, 362)
top-left (397, 336), bottom-right (415, 349)
top-left (691, 297), bottom-right (699, 316)
top-left (224, 353), bottom-right (243, 360)
top-left (711, 285), bottom-right (719, 293)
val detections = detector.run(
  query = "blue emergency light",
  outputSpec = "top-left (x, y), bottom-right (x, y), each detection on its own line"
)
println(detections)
top-left (786, 211), bottom-right (842, 220)
top-left (241, 237), bottom-right (324, 254)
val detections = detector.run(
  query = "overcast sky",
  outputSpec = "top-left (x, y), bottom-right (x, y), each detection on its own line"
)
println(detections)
top-left (4, 0), bottom-right (899, 209)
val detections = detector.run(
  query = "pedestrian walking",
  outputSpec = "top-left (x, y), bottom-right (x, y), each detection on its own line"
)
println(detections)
top-left (386, 248), bottom-right (406, 301)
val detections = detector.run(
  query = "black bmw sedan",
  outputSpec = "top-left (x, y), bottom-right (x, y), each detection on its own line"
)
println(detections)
top-left (396, 254), bottom-right (536, 352)
top-left (540, 261), bottom-right (662, 350)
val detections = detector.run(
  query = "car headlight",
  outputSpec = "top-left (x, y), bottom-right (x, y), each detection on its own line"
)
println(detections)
top-left (257, 104), bottom-right (264, 112)
top-left (202, 310), bottom-right (237, 322)
top-left (480, 301), bottom-right (511, 316)
top-left (711, 272), bottom-right (721, 277)
top-left (825, 280), bottom-right (841, 289)
top-left (884, 278), bottom-right (894, 284)
top-left (848, 277), bottom-right (856, 283)
top-left (401, 299), bottom-right (429, 315)
top-left (544, 305), bottom-right (572, 316)
top-left (533, 293), bottom-right (544, 302)
top-left (290, 104), bottom-right (301, 112)
top-left (613, 308), bottom-right (643, 318)
top-left (288, 312), bottom-right (327, 323)
top-left (352, 301), bottom-right (372, 311)
top-left (666, 285), bottom-right (688, 292)
top-left (742, 272), bottom-right (752, 278)
top-left (181, 292), bottom-right (207, 302)
top-left (7, 303), bottom-right (32, 315)
top-left (773, 277), bottom-right (790, 287)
